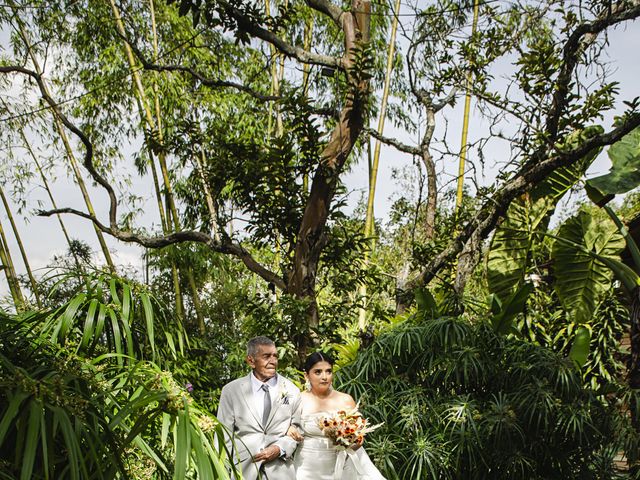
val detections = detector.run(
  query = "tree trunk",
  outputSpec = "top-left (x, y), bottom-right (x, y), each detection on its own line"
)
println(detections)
top-left (0, 186), bottom-right (41, 307)
top-left (421, 108), bottom-right (438, 241)
top-left (287, 0), bottom-right (371, 360)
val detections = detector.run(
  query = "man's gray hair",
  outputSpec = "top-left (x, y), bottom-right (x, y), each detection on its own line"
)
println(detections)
top-left (247, 336), bottom-right (275, 357)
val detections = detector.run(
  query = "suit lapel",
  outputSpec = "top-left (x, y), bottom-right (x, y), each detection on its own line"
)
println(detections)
top-left (241, 373), bottom-right (262, 427)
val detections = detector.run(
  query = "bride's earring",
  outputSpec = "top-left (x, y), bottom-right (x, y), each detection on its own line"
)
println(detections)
top-left (304, 379), bottom-right (311, 391)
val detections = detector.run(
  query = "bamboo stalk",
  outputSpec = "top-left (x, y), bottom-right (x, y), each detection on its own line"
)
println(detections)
top-left (455, 0), bottom-right (480, 213)
top-left (187, 267), bottom-right (206, 334)
top-left (358, 0), bottom-right (401, 329)
top-left (165, 201), bottom-right (185, 321)
top-left (0, 214), bottom-right (24, 310)
top-left (0, 97), bottom-right (81, 268)
top-left (196, 147), bottom-right (221, 242)
top-left (110, 0), bottom-right (180, 229)
top-left (112, 0), bottom-right (199, 323)
top-left (148, 0), bottom-right (169, 234)
top-left (12, 11), bottom-right (116, 272)
top-left (0, 186), bottom-right (41, 307)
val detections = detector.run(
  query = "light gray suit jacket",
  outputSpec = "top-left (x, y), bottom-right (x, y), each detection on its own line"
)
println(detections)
top-left (217, 373), bottom-right (301, 480)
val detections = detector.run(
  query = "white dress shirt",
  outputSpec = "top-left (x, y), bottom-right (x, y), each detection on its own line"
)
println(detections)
top-left (250, 372), bottom-right (278, 419)
top-left (250, 372), bottom-right (285, 457)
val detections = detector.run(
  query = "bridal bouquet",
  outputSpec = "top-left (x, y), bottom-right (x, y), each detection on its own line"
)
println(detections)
top-left (317, 405), bottom-right (383, 449)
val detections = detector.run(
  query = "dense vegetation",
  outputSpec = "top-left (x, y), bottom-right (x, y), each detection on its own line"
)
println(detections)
top-left (1, 0), bottom-right (640, 478)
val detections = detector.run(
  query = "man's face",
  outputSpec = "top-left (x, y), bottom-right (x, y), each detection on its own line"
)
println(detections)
top-left (247, 343), bottom-right (278, 382)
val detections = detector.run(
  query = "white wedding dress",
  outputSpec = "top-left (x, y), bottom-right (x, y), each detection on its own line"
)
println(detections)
top-left (293, 411), bottom-right (386, 480)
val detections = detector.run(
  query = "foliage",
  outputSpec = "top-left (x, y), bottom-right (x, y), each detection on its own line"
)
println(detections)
top-left (587, 125), bottom-right (640, 206)
top-left (551, 209), bottom-right (625, 324)
top-left (336, 313), bottom-right (626, 480)
top-left (0, 274), bottom-right (237, 479)
top-left (487, 126), bottom-right (604, 302)
top-left (2, 0), bottom-right (640, 475)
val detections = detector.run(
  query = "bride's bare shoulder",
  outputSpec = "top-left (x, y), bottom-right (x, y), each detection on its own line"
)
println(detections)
top-left (334, 391), bottom-right (356, 408)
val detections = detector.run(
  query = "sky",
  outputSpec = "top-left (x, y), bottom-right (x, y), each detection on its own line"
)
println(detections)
top-left (0, 3), bottom-right (639, 302)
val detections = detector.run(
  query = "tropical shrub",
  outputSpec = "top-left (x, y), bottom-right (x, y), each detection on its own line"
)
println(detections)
top-left (0, 273), bottom-right (236, 479)
top-left (336, 313), bottom-right (625, 480)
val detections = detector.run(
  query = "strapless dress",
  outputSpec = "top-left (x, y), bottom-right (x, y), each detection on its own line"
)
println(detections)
top-left (293, 411), bottom-right (386, 480)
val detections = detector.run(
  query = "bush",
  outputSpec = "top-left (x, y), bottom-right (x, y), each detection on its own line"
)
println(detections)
top-left (0, 274), bottom-right (235, 479)
top-left (337, 314), bottom-right (624, 480)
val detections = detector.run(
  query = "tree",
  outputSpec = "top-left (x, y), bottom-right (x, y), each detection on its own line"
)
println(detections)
top-left (1, 0), bottom-right (639, 360)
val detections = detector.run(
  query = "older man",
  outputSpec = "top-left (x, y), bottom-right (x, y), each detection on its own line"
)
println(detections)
top-left (217, 336), bottom-right (301, 479)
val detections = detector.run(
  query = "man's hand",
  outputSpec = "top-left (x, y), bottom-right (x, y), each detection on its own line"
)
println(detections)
top-left (252, 444), bottom-right (281, 463)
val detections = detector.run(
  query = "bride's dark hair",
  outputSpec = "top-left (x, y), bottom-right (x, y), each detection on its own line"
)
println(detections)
top-left (303, 351), bottom-right (335, 373)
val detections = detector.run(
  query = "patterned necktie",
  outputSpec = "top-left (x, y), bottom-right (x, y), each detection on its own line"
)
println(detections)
top-left (261, 384), bottom-right (271, 427)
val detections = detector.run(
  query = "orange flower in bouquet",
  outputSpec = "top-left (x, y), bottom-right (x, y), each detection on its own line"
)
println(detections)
top-left (317, 405), bottom-right (383, 449)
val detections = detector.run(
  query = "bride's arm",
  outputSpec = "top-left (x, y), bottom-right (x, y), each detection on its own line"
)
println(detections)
top-left (286, 424), bottom-right (304, 441)
top-left (287, 390), bottom-right (304, 441)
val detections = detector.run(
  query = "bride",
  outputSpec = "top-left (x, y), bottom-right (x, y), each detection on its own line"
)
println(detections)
top-left (288, 352), bottom-right (386, 480)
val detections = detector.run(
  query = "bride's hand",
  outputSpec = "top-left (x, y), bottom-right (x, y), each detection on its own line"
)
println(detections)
top-left (350, 436), bottom-right (364, 451)
top-left (286, 425), bottom-right (303, 442)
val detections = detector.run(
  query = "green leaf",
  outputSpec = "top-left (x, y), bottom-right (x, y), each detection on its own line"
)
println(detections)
top-left (552, 210), bottom-right (625, 323)
top-left (174, 403), bottom-right (191, 480)
top-left (415, 288), bottom-right (438, 317)
top-left (166, 331), bottom-right (177, 357)
top-left (121, 282), bottom-right (132, 323)
top-left (57, 293), bottom-right (87, 342)
top-left (191, 428), bottom-right (214, 480)
top-left (487, 126), bottom-right (603, 300)
top-left (133, 435), bottom-right (169, 473)
top-left (93, 303), bottom-right (107, 348)
top-left (109, 278), bottom-right (121, 307)
top-left (490, 283), bottom-right (534, 335)
top-left (0, 392), bottom-right (28, 445)
top-left (161, 412), bottom-right (172, 449)
top-left (568, 326), bottom-right (591, 368)
top-left (141, 292), bottom-right (156, 360)
top-left (80, 299), bottom-right (98, 350)
top-left (586, 125), bottom-right (640, 205)
top-left (20, 401), bottom-right (42, 480)
top-left (109, 309), bottom-right (123, 366)
top-left (52, 407), bottom-right (84, 480)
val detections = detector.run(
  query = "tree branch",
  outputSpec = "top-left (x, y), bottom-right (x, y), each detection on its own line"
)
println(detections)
top-left (123, 35), bottom-right (281, 102)
top-left (306, 0), bottom-right (344, 26)
top-left (218, 0), bottom-right (343, 70)
top-left (365, 127), bottom-right (421, 155)
top-left (38, 207), bottom-right (287, 290)
top-left (545, 2), bottom-right (640, 140)
top-left (0, 67), bottom-right (285, 291)
top-left (407, 111), bottom-right (640, 291)
top-left (0, 65), bottom-right (118, 228)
